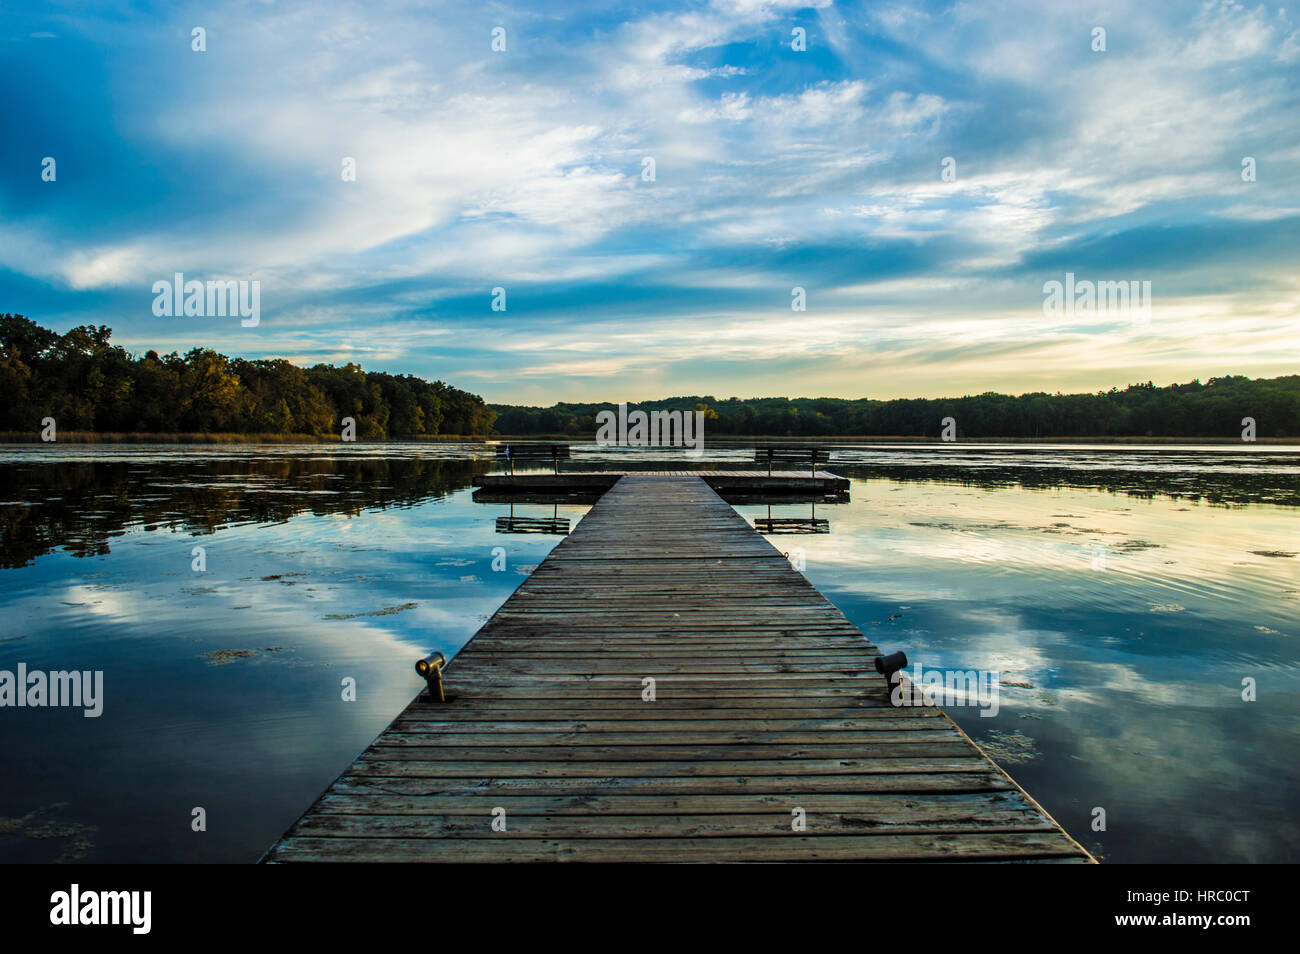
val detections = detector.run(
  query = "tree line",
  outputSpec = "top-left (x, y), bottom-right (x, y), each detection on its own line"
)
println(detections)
top-left (0, 314), bottom-right (496, 437)
top-left (4, 313), bottom-right (1295, 439)
top-left (492, 377), bottom-right (1300, 439)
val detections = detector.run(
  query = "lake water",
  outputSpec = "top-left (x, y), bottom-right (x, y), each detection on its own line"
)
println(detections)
top-left (1, 443), bottom-right (1297, 863)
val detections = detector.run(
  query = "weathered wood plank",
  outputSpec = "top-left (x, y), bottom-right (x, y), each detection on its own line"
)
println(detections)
top-left (345, 756), bottom-right (995, 778)
top-left (323, 772), bottom-right (1020, 797)
top-left (388, 716), bottom-right (949, 731)
top-left (307, 790), bottom-right (1028, 816)
top-left (270, 833), bottom-right (1089, 863)
top-left (288, 811), bottom-right (1055, 838)
top-left (375, 729), bottom-right (961, 744)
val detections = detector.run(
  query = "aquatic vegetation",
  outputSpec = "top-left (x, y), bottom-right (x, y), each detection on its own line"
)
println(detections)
top-left (977, 730), bottom-right (1041, 764)
top-left (323, 602), bottom-right (417, 620)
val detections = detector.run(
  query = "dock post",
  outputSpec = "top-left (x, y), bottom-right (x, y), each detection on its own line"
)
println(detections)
top-left (414, 651), bottom-right (448, 702)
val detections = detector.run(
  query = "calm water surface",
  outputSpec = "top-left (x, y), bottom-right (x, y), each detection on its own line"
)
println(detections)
top-left (1, 443), bottom-right (1296, 863)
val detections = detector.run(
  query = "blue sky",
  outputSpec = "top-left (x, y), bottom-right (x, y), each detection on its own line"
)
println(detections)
top-left (2, 0), bottom-right (1298, 404)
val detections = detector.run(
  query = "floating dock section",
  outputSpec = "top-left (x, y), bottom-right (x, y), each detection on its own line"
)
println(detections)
top-left (472, 468), bottom-right (850, 496)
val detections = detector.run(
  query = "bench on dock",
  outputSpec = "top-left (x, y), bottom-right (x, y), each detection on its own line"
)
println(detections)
top-left (494, 443), bottom-right (570, 475)
top-left (754, 445), bottom-right (831, 476)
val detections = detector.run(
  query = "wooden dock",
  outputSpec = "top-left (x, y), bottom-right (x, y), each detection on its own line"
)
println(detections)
top-left (266, 474), bottom-right (1092, 863)
top-left (472, 468), bottom-right (850, 496)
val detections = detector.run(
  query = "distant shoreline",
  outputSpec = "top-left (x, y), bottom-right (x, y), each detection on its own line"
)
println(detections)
top-left (0, 431), bottom-right (484, 444)
top-left (2, 431), bottom-right (1296, 446)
